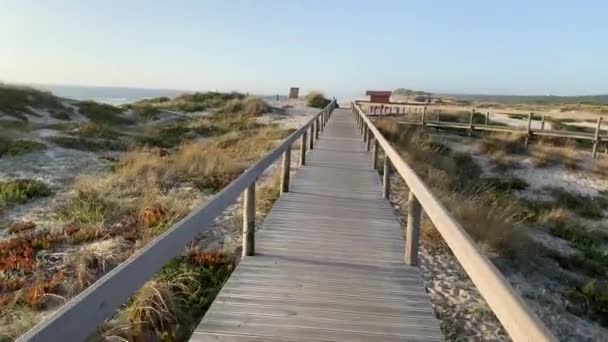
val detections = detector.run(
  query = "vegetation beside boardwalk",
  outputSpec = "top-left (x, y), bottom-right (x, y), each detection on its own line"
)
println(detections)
top-left (0, 93), bottom-right (296, 341)
top-left (0, 84), bottom-right (71, 121)
top-left (0, 139), bottom-right (47, 158)
top-left (127, 91), bottom-right (245, 113)
top-left (375, 118), bottom-right (608, 337)
top-left (306, 91), bottom-right (331, 109)
top-left (0, 180), bottom-right (52, 209)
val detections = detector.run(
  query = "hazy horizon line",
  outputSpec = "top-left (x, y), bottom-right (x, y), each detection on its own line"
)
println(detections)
top-left (3, 79), bottom-right (608, 98)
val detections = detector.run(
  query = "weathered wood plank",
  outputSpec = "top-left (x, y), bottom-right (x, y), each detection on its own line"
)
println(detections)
top-left (193, 109), bottom-right (441, 341)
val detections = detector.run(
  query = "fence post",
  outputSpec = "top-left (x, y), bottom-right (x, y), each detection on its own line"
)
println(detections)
top-left (404, 192), bottom-right (421, 266)
top-left (468, 109), bottom-right (475, 137)
top-left (315, 117), bottom-right (320, 139)
top-left (366, 130), bottom-right (372, 151)
top-left (242, 182), bottom-right (256, 257)
top-left (422, 107), bottom-right (427, 127)
top-left (363, 123), bottom-right (369, 143)
top-left (319, 114), bottom-right (323, 133)
top-left (300, 131), bottom-right (307, 166)
top-left (593, 117), bottom-right (603, 158)
top-left (372, 139), bottom-right (379, 169)
top-left (485, 112), bottom-right (489, 125)
top-left (309, 124), bottom-right (315, 150)
top-left (541, 115), bottom-right (545, 131)
top-left (382, 156), bottom-right (390, 199)
top-left (525, 112), bottom-right (533, 147)
top-left (360, 118), bottom-right (364, 136)
top-left (281, 148), bottom-right (290, 193)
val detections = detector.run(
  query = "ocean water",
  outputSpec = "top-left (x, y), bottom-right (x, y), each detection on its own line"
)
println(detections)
top-left (36, 84), bottom-right (185, 106)
top-left (33, 84), bottom-right (355, 107)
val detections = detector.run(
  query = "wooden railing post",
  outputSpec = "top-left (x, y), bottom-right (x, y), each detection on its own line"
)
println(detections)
top-left (372, 139), bottom-right (379, 169)
top-left (315, 117), bottom-right (320, 139)
top-left (300, 131), bottom-right (307, 166)
top-left (422, 107), bottom-right (427, 127)
top-left (468, 109), bottom-right (474, 137)
top-left (366, 129), bottom-right (372, 151)
top-left (317, 116), bottom-right (323, 132)
top-left (309, 124), bottom-right (315, 150)
top-left (525, 112), bottom-right (533, 147)
top-left (485, 112), bottom-right (489, 125)
top-left (281, 149), bottom-right (291, 193)
top-left (361, 120), bottom-right (366, 137)
top-left (593, 117), bottom-right (603, 158)
top-left (363, 123), bottom-right (368, 142)
top-left (405, 192), bottom-right (421, 266)
top-left (382, 156), bottom-right (390, 199)
top-left (541, 115), bottom-right (545, 131)
top-left (242, 182), bottom-right (256, 257)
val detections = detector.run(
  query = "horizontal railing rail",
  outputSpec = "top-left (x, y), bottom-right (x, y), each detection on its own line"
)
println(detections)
top-left (352, 101), bottom-right (556, 342)
top-left (18, 100), bottom-right (337, 342)
top-left (360, 100), bottom-right (605, 158)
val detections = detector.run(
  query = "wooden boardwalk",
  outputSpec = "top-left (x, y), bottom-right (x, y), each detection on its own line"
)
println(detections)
top-left (191, 109), bottom-right (441, 341)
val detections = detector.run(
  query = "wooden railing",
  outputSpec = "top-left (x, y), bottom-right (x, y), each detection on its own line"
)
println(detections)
top-left (17, 100), bottom-right (337, 342)
top-left (352, 101), bottom-right (557, 342)
top-left (359, 100), bottom-right (606, 158)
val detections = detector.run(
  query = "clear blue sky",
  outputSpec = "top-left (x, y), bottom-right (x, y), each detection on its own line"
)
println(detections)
top-left (1, 0), bottom-right (606, 97)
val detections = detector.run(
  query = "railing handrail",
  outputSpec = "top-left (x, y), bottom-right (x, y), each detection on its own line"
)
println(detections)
top-left (353, 101), bottom-right (556, 342)
top-left (18, 100), bottom-right (337, 342)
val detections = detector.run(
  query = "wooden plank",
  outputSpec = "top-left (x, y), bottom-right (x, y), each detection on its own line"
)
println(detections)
top-left (201, 301), bottom-right (438, 327)
top-left (193, 322), bottom-right (440, 342)
top-left (193, 109), bottom-right (441, 341)
top-left (201, 313), bottom-right (443, 338)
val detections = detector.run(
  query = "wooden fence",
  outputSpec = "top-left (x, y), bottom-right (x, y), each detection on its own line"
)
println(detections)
top-left (17, 101), bottom-right (337, 342)
top-left (353, 101), bottom-right (557, 342)
top-left (358, 100), bottom-right (606, 158)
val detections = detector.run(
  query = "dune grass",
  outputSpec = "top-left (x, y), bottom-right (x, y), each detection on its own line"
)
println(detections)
top-left (0, 96), bottom-right (296, 339)
top-left (134, 97), bottom-right (272, 149)
top-left (476, 132), bottom-right (581, 170)
top-left (130, 91), bottom-right (244, 113)
top-left (375, 120), bottom-right (528, 257)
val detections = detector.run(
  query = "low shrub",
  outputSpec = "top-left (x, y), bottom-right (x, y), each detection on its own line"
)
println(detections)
top-left (546, 250), bottom-right (605, 277)
top-left (0, 139), bottom-right (46, 157)
top-left (482, 176), bottom-right (529, 192)
top-left (306, 91), bottom-right (331, 109)
top-left (0, 84), bottom-right (68, 121)
top-left (132, 105), bottom-right (159, 121)
top-left (76, 101), bottom-right (134, 126)
top-left (546, 187), bottom-right (607, 219)
top-left (47, 136), bottom-right (126, 152)
top-left (569, 280), bottom-right (608, 324)
top-left (58, 192), bottom-right (117, 229)
top-left (0, 179), bottom-right (52, 208)
top-left (479, 133), bottom-right (526, 155)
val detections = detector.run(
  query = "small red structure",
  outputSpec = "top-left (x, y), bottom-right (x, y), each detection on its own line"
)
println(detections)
top-left (365, 90), bottom-right (391, 103)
